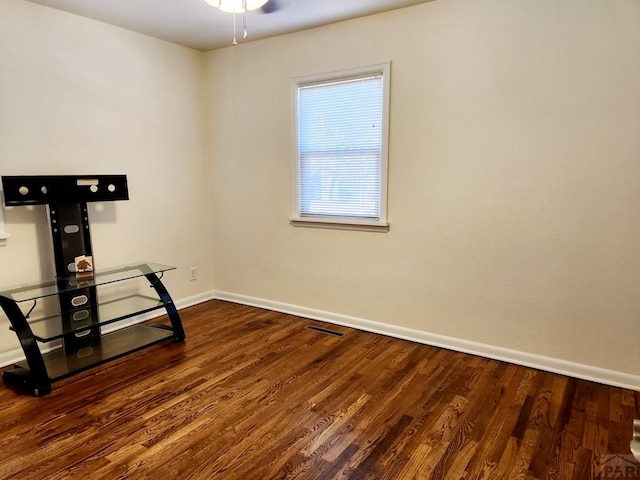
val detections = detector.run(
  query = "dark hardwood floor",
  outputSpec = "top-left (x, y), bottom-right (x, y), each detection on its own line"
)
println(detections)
top-left (0, 300), bottom-right (637, 479)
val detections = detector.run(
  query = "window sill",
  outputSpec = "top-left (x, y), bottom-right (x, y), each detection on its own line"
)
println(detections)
top-left (289, 216), bottom-right (389, 233)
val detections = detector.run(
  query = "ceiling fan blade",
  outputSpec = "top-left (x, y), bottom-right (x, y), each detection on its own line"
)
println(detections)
top-left (260, 0), bottom-right (281, 14)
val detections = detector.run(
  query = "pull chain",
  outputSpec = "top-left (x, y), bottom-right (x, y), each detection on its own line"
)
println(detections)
top-left (243, 0), bottom-right (248, 39)
top-left (231, 0), bottom-right (250, 46)
top-left (232, 13), bottom-right (238, 45)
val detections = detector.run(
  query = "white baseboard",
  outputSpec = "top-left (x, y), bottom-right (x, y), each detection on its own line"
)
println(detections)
top-left (0, 290), bottom-right (216, 369)
top-left (4, 288), bottom-right (637, 391)
top-left (174, 290), bottom-right (217, 310)
top-left (213, 290), bottom-right (640, 391)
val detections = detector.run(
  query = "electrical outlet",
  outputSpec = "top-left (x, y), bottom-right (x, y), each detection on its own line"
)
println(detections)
top-left (190, 267), bottom-right (197, 281)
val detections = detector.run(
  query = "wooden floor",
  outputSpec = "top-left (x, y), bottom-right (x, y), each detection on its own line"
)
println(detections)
top-left (0, 300), bottom-right (637, 479)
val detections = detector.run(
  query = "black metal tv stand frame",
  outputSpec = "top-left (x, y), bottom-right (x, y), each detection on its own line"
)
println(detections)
top-left (0, 175), bottom-right (185, 396)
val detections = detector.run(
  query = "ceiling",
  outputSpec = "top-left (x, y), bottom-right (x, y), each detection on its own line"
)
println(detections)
top-left (24, 0), bottom-right (431, 51)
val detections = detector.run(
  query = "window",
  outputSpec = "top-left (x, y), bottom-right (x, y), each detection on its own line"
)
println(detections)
top-left (291, 63), bottom-right (390, 232)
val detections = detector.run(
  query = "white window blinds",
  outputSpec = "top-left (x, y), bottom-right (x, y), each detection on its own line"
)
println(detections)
top-left (297, 73), bottom-right (384, 219)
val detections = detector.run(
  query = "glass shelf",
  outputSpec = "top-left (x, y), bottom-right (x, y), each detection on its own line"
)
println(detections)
top-left (0, 262), bottom-right (175, 303)
top-left (10, 295), bottom-right (166, 342)
top-left (13, 325), bottom-right (174, 381)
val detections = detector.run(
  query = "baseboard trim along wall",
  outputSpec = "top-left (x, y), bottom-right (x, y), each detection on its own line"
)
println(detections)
top-left (213, 290), bottom-right (640, 391)
top-left (0, 290), bottom-right (216, 369)
top-left (2, 289), bottom-right (638, 391)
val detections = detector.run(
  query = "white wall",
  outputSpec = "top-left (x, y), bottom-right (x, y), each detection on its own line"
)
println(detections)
top-left (1, 0), bottom-right (639, 383)
top-left (0, 0), bottom-right (214, 352)
top-left (205, 0), bottom-right (640, 377)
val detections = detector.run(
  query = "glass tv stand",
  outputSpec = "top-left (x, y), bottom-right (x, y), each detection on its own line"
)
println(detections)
top-left (0, 262), bottom-right (185, 396)
top-left (0, 175), bottom-right (185, 396)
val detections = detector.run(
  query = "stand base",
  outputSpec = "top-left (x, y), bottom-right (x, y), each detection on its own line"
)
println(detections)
top-left (15, 325), bottom-right (175, 382)
top-left (2, 368), bottom-right (51, 397)
top-left (3, 325), bottom-right (178, 396)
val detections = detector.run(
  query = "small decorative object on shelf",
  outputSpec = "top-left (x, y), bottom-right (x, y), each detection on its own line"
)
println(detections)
top-left (75, 255), bottom-right (94, 277)
top-left (0, 175), bottom-right (185, 396)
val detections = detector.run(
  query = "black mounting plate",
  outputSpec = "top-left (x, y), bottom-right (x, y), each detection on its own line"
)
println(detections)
top-left (2, 175), bottom-right (129, 206)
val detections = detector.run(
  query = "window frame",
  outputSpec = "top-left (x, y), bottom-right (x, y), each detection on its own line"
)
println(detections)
top-left (290, 62), bottom-right (391, 232)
